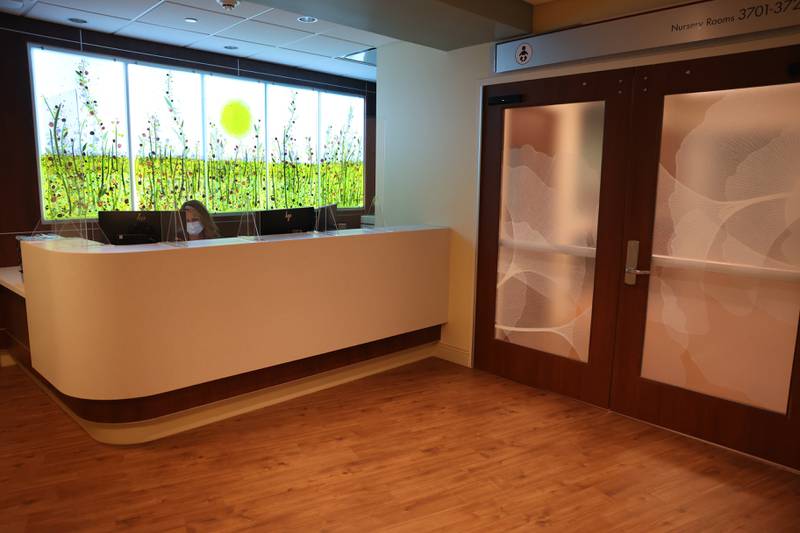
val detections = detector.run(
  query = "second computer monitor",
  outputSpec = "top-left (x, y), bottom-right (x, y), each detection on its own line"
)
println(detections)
top-left (98, 211), bottom-right (164, 245)
top-left (260, 207), bottom-right (316, 236)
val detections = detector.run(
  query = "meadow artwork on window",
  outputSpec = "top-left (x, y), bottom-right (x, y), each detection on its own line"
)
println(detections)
top-left (205, 75), bottom-right (266, 212)
top-left (128, 64), bottom-right (204, 211)
top-left (31, 48), bottom-right (130, 220)
top-left (29, 46), bottom-right (367, 221)
top-left (320, 92), bottom-right (364, 208)
top-left (267, 85), bottom-right (319, 209)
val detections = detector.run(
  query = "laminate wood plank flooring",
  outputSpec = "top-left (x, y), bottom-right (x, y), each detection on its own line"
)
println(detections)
top-left (1, 357), bottom-right (798, 532)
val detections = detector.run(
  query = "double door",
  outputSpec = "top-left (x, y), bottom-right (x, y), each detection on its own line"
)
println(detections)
top-left (475, 45), bottom-right (800, 469)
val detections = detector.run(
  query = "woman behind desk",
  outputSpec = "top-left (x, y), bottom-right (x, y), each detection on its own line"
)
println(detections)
top-left (182, 200), bottom-right (220, 241)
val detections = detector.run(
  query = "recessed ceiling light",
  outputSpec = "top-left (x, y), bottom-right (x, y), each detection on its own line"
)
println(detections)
top-left (297, 16), bottom-right (318, 24)
top-left (184, 17), bottom-right (198, 23)
top-left (224, 45), bottom-right (238, 50)
top-left (68, 17), bottom-right (88, 24)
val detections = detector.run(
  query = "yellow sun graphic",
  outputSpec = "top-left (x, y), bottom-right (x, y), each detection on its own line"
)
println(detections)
top-left (220, 99), bottom-right (251, 138)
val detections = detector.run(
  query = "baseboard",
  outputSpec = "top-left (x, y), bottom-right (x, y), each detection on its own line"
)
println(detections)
top-left (433, 343), bottom-right (472, 368)
top-left (19, 342), bottom-right (439, 445)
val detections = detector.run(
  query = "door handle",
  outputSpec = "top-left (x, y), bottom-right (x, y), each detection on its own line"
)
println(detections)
top-left (624, 240), bottom-right (650, 286)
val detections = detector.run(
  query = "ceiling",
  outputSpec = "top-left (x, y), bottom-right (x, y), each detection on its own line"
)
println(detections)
top-left (250, 0), bottom-right (535, 50)
top-left (0, 0), bottom-right (395, 81)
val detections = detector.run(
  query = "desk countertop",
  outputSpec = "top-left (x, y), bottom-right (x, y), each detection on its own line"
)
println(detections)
top-left (24, 225), bottom-right (443, 256)
top-left (0, 266), bottom-right (24, 298)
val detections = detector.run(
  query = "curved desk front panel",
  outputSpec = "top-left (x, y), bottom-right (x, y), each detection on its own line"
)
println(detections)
top-left (22, 227), bottom-right (449, 402)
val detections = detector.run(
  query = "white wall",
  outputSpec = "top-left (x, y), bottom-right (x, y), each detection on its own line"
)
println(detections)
top-left (376, 42), bottom-right (493, 362)
top-left (376, 28), bottom-right (800, 367)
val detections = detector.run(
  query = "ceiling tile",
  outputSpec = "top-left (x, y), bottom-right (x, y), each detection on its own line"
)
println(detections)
top-left (170, 0), bottom-right (272, 19)
top-left (246, 46), bottom-right (323, 68)
top-left (189, 36), bottom-right (273, 58)
top-left (286, 35), bottom-right (368, 58)
top-left (303, 57), bottom-right (376, 81)
top-left (252, 8), bottom-right (336, 34)
top-left (139, 1), bottom-right (242, 34)
top-left (218, 20), bottom-right (311, 47)
top-left (27, 2), bottom-right (129, 32)
top-left (116, 21), bottom-right (207, 47)
top-left (44, 0), bottom-right (159, 19)
top-left (320, 25), bottom-right (396, 48)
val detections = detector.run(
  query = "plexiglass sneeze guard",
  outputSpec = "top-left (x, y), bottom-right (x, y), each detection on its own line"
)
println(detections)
top-left (641, 83), bottom-right (800, 414)
top-left (494, 101), bottom-right (606, 363)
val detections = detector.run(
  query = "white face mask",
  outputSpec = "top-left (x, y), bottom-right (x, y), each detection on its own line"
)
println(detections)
top-left (186, 221), bottom-right (204, 236)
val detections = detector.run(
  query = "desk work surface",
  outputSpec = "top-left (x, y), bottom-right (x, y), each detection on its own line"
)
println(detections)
top-left (0, 266), bottom-right (24, 298)
top-left (21, 226), bottom-right (451, 401)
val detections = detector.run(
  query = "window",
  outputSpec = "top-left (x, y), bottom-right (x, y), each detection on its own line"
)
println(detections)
top-left (29, 46), bottom-right (367, 221)
top-left (267, 84), bottom-right (319, 209)
top-left (128, 64), bottom-right (203, 212)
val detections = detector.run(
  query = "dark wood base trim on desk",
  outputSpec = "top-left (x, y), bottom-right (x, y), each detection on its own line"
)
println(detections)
top-left (0, 287), bottom-right (29, 365)
top-left (12, 326), bottom-right (441, 423)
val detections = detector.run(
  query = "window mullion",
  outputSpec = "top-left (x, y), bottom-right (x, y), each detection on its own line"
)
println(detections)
top-left (123, 61), bottom-right (137, 212)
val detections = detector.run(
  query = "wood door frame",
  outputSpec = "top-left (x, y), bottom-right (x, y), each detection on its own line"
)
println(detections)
top-left (474, 68), bottom-right (634, 407)
top-left (611, 44), bottom-right (800, 469)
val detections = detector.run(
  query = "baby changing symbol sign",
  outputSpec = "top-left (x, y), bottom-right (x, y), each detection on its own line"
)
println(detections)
top-left (515, 43), bottom-right (532, 65)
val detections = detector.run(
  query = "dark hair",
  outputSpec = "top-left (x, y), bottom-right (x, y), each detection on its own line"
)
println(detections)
top-left (181, 199), bottom-right (220, 239)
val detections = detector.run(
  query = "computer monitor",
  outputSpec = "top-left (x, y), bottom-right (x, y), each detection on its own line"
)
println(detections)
top-left (98, 211), bottom-right (164, 245)
top-left (260, 207), bottom-right (316, 236)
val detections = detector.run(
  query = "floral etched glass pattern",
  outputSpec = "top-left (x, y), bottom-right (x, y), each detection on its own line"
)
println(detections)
top-left (128, 65), bottom-right (204, 211)
top-left (320, 92), bottom-right (365, 208)
top-left (204, 75), bottom-right (266, 212)
top-left (30, 48), bottom-right (131, 219)
top-left (641, 84), bottom-right (800, 414)
top-left (494, 102), bottom-right (605, 362)
top-left (267, 85), bottom-right (319, 209)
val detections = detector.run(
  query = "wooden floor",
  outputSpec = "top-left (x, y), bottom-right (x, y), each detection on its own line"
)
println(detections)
top-left (1, 358), bottom-right (799, 532)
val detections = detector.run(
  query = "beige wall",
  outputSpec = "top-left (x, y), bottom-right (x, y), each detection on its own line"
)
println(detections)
top-left (376, 42), bottom-right (493, 359)
top-left (530, 0), bottom-right (692, 34)
top-left (376, 27), bottom-right (800, 366)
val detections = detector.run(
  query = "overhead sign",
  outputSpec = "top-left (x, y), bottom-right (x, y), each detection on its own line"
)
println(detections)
top-left (496, 0), bottom-right (800, 73)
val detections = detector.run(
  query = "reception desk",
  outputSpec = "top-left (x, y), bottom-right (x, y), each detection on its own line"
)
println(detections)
top-left (19, 226), bottom-right (449, 423)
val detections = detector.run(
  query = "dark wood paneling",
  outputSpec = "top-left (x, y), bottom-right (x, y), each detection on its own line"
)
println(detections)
top-left (0, 286), bottom-right (29, 365)
top-left (0, 13), bottom-right (376, 267)
top-left (11, 325), bottom-right (440, 423)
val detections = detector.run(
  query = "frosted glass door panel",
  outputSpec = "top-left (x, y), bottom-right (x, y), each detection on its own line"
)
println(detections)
top-left (495, 102), bottom-right (605, 362)
top-left (641, 84), bottom-right (800, 414)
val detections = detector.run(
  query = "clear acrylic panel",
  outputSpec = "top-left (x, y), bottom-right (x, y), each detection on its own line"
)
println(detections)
top-left (641, 83), bottom-right (800, 414)
top-left (494, 101), bottom-right (606, 362)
